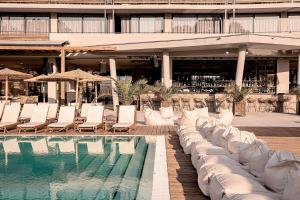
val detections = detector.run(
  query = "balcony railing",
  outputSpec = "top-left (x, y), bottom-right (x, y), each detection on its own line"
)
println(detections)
top-left (0, 32), bottom-right (49, 41)
top-left (0, 0), bottom-right (297, 4)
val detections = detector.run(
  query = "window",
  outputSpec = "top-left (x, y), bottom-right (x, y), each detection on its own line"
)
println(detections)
top-left (26, 14), bottom-right (49, 33)
top-left (172, 15), bottom-right (222, 34)
top-left (58, 14), bottom-right (107, 33)
top-left (1, 14), bottom-right (25, 33)
top-left (288, 13), bottom-right (300, 32)
top-left (121, 15), bottom-right (164, 33)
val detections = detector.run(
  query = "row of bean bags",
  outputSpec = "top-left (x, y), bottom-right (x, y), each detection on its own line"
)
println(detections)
top-left (176, 108), bottom-right (300, 200)
top-left (144, 107), bottom-right (178, 126)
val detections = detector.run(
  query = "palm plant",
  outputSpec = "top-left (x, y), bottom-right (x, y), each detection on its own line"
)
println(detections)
top-left (290, 84), bottom-right (300, 100)
top-left (113, 77), bottom-right (149, 105)
top-left (152, 81), bottom-right (178, 101)
top-left (224, 83), bottom-right (252, 103)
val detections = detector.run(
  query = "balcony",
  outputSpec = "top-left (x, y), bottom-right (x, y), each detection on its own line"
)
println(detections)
top-left (0, 32), bottom-right (49, 41)
top-left (0, 0), bottom-right (296, 4)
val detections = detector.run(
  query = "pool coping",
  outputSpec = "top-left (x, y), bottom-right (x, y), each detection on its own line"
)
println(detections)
top-left (151, 135), bottom-right (170, 200)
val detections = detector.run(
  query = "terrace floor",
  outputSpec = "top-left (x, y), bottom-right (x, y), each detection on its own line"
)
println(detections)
top-left (3, 123), bottom-right (300, 200)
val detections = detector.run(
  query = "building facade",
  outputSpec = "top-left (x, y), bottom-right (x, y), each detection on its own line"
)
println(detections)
top-left (1, 0), bottom-right (300, 103)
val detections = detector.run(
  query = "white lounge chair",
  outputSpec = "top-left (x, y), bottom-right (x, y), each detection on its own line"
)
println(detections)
top-left (39, 103), bottom-right (58, 122)
top-left (0, 104), bottom-right (21, 133)
top-left (48, 106), bottom-right (75, 132)
top-left (17, 104), bottom-right (49, 133)
top-left (19, 103), bottom-right (37, 122)
top-left (78, 105), bottom-right (104, 133)
top-left (112, 105), bottom-right (136, 133)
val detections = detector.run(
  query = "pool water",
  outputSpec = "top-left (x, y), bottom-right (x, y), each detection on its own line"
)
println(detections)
top-left (0, 136), bottom-right (156, 200)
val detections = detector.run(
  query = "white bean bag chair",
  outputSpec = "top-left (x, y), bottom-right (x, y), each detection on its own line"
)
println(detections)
top-left (222, 192), bottom-right (281, 200)
top-left (177, 126), bottom-right (197, 136)
top-left (180, 133), bottom-right (207, 154)
top-left (282, 170), bottom-right (300, 200)
top-left (248, 150), bottom-right (274, 178)
top-left (196, 107), bottom-right (209, 117)
top-left (238, 139), bottom-right (270, 165)
top-left (192, 143), bottom-right (238, 162)
top-left (264, 151), bottom-right (300, 193)
top-left (195, 116), bottom-right (210, 130)
top-left (198, 163), bottom-right (257, 196)
top-left (179, 109), bottom-right (200, 127)
top-left (196, 154), bottom-right (242, 171)
top-left (210, 124), bottom-right (233, 149)
top-left (144, 109), bottom-right (174, 126)
top-left (218, 109), bottom-right (234, 126)
top-left (160, 106), bottom-right (179, 122)
top-left (199, 119), bottom-right (219, 140)
top-left (209, 173), bottom-right (269, 200)
top-left (227, 131), bottom-right (256, 154)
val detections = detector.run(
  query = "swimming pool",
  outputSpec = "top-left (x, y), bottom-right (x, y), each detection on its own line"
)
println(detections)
top-left (0, 135), bottom-right (165, 200)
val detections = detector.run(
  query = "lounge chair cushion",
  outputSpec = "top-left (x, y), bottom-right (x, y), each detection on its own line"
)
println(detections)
top-left (222, 192), bottom-right (281, 200)
top-left (209, 173), bottom-right (269, 200)
top-left (227, 131), bottom-right (256, 154)
top-left (238, 139), bottom-right (270, 164)
top-left (282, 170), bottom-right (300, 200)
top-left (78, 122), bottom-right (100, 128)
top-left (197, 163), bottom-right (257, 196)
top-left (48, 122), bottom-right (73, 128)
top-left (113, 122), bottom-right (133, 128)
top-left (18, 122), bottom-right (45, 128)
top-left (0, 122), bottom-right (16, 128)
top-left (264, 151), bottom-right (300, 193)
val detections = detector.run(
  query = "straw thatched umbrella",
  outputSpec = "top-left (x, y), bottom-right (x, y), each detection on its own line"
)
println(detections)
top-left (25, 74), bottom-right (48, 103)
top-left (79, 75), bottom-right (111, 103)
top-left (55, 69), bottom-right (105, 105)
top-left (0, 68), bottom-right (33, 102)
top-left (28, 73), bottom-right (76, 103)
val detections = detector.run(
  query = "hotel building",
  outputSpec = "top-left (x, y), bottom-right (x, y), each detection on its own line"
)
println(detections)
top-left (1, 0), bottom-right (300, 106)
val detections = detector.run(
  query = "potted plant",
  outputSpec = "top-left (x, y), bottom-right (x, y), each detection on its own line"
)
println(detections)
top-left (113, 77), bottom-right (149, 106)
top-left (152, 81), bottom-right (178, 107)
top-left (225, 83), bottom-right (252, 116)
top-left (290, 84), bottom-right (300, 115)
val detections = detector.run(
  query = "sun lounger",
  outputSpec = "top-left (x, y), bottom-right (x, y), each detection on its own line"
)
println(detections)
top-left (48, 106), bottom-right (75, 132)
top-left (112, 105), bottom-right (136, 133)
top-left (17, 104), bottom-right (49, 133)
top-left (0, 104), bottom-right (21, 133)
top-left (78, 105), bottom-right (104, 133)
top-left (19, 104), bottom-right (37, 122)
top-left (39, 103), bottom-right (58, 123)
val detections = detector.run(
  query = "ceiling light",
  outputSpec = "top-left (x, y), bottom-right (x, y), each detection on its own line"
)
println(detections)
top-left (225, 51), bottom-right (229, 55)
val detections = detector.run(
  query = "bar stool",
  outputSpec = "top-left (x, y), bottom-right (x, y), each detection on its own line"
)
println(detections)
top-left (181, 98), bottom-right (191, 110)
top-left (247, 97), bottom-right (256, 112)
top-left (172, 97), bottom-right (181, 111)
top-left (205, 97), bottom-right (215, 112)
top-left (283, 96), bottom-right (291, 113)
top-left (140, 97), bottom-right (152, 111)
top-left (194, 98), bottom-right (205, 108)
top-left (257, 98), bottom-right (267, 112)
top-left (152, 98), bottom-right (161, 111)
top-left (267, 97), bottom-right (277, 112)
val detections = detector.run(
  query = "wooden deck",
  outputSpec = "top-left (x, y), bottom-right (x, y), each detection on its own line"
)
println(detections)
top-left (2, 125), bottom-right (300, 199)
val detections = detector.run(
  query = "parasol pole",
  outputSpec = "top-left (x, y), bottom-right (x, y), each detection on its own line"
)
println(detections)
top-left (95, 82), bottom-right (98, 103)
top-left (75, 78), bottom-right (79, 106)
top-left (5, 76), bottom-right (8, 103)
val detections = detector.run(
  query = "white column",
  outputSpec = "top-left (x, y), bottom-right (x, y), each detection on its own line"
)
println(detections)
top-left (162, 51), bottom-right (171, 88)
top-left (277, 59), bottom-right (290, 93)
top-left (223, 12), bottom-right (229, 33)
top-left (298, 55), bottom-right (300, 85)
top-left (48, 58), bottom-right (58, 103)
top-left (235, 47), bottom-right (246, 87)
top-left (164, 13), bottom-right (172, 33)
top-left (50, 13), bottom-right (57, 33)
top-left (108, 14), bottom-right (114, 33)
top-left (109, 58), bottom-right (119, 111)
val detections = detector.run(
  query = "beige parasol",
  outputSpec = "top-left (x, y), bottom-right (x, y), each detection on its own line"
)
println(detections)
top-left (0, 68), bottom-right (33, 102)
top-left (79, 75), bottom-right (111, 103)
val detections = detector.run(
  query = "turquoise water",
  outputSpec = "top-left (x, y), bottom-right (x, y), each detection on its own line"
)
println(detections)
top-left (0, 136), bottom-right (155, 200)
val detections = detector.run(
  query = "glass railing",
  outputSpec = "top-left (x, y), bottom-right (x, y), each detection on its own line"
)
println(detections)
top-left (0, 32), bottom-right (49, 40)
top-left (0, 0), bottom-right (295, 4)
